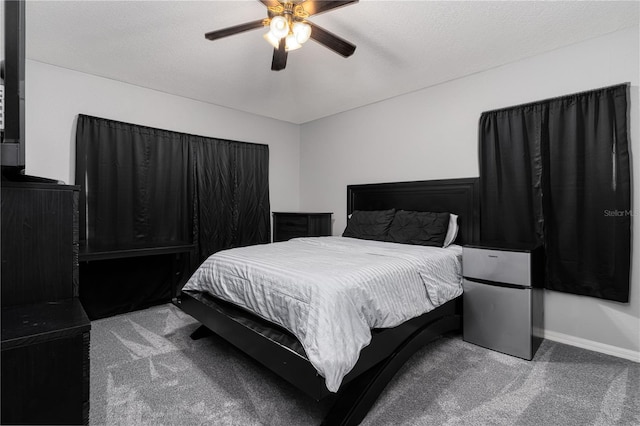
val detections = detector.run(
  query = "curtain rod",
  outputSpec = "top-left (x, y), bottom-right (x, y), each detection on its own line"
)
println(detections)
top-left (77, 114), bottom-right (269, 148)
top-left (481, 82), bottom-right (630, 116)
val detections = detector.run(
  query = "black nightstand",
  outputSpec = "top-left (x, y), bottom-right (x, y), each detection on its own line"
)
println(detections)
top-left (272, 212), bottom-right (332, 242)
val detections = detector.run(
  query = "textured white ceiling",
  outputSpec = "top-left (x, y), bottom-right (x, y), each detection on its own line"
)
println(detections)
top-left (24, 1), bottom-right (639, 124)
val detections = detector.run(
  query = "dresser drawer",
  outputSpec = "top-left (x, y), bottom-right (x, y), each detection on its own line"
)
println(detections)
top-left (463, 247), bottom-right (532, 286)
top-left (275, 215), bottom-right (308, 232)
top-left (272, 212), bottom-right (332, 242)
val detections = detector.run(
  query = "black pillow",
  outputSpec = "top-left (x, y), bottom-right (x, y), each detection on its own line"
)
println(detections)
top-left (342, 209), bottom-right (396, 241)
top-left (386, 210), bottom-right (450, 247)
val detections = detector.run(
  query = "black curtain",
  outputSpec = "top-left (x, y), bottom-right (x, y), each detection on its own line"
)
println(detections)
top-left (75, 115), bottom-right (270, 318)
top-left (76, 115), bottom-right (270, 256)
top-left (192, 136), bottom-right (271, 262)
top-left (479, 105), bottom-right (546, 245)
top-left (479, 84), bottom-right (631, 302)
top-left (76, 115), bottom-right (193, 247)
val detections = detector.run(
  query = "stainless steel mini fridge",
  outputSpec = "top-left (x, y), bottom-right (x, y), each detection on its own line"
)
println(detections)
top-left (462, 243), bottom-right (544, 360)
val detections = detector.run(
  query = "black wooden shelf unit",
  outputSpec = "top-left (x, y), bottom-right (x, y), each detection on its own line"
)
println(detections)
top-left (1, 180), bottom-right (91, 425)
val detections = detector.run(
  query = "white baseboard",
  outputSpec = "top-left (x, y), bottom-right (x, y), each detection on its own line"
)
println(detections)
top-left (543, 330), bottom-right (640, 363)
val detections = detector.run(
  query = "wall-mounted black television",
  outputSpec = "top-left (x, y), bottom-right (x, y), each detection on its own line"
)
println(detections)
top-left (1, 0), bottom-right (26, 171)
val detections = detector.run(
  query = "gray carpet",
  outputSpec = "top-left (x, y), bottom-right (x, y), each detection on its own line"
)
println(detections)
top-left (90, 303), bottom-right (639, 425)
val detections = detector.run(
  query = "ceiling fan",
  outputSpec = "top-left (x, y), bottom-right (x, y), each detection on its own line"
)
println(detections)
top-left (204, 0), bottom-right (358, 71)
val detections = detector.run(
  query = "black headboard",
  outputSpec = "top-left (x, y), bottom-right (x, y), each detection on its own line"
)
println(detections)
top-left (347, 178), bottom-right (479, 245)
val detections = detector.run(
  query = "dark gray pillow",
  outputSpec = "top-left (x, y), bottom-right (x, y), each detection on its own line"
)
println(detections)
top-left (342, 209), bottom-right (396, 241)
top-left (386, 210), bottom-right (450, 247)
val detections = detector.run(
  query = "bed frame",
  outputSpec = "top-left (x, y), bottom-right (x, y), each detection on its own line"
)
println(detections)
top-left (175, 177), bottom-right (479, 425)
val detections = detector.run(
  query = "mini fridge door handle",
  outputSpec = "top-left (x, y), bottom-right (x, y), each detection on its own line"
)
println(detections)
top-left (463, 277), bottom-right (529, 290)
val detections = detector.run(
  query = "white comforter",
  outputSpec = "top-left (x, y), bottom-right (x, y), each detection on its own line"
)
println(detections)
top-left (182, 236), bottom-right (463, 392)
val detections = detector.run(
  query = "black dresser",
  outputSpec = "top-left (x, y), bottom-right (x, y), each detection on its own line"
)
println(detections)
top-left (1, 300), bottom-right (90, 424)
top-left (1, 181), bottom-right (90, 425)
top-left (272, 212), bottom-right (332, 242)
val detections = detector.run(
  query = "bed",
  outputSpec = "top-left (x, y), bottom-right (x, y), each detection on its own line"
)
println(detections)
top-left (174, 177), bottom-right (479, 425)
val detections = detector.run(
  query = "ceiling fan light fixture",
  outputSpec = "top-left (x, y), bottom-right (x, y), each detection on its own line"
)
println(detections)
top-left (292, 21), bottom-right (311, 44)
top-left (285, 33), bottom-right (302, 51)
top-left (269, 15), bottom-right (289, 39)
top-left (263, 31), bottom-right (281, 49)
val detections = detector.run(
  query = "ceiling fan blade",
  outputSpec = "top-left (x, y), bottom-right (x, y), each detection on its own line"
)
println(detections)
top-left (300, 0), bottom-right (358, 17)
top-left (258, 0), bottom-right (281, 8)
top-left (308, 22), bottom-right (356, 57)
top-left (205, 19), bottom-right (265, 41)
top-left (271, 38), bottom-right (288, 71)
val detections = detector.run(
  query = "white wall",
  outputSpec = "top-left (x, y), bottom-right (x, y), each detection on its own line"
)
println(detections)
top-left (300, 27), bottom-right (640, 360)
top-left (24, 60), bottom-right (301, 213)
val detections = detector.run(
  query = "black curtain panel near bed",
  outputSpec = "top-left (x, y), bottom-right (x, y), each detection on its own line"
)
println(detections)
top-left (191, 136), bottom-right (271, 262)
top-left (479, 84), bottom-right (631, 302)
top-left (75, 115), bottom-right (270, 317)
top-left (76, 114), bottom-right (270, 256)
